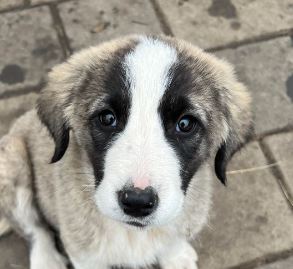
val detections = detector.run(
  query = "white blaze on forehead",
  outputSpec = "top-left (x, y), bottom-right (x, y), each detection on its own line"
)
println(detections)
top-left (123, 37), bottom-right (178, 185)
top-left (125, 37), bottom-right (177, 107)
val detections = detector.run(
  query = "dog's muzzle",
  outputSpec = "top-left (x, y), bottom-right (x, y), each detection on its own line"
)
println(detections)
top-left (118, 186), bottom-right (158, 218)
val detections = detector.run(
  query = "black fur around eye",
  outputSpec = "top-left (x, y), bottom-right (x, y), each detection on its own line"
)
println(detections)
top-left (176, 115), bottom-right (197, 134)
top-left (98, 110), bottom-right (117, 127)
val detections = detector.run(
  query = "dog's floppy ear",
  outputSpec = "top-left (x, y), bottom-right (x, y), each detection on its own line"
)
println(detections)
top-left (214, 83), bottom-right (253, 185)
top-left (37, 63), bottom-right (75, 163)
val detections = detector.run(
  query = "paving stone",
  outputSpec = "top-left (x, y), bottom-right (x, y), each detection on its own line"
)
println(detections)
top-left (0, 6), bottom-right (63, 95)
top-left (194, 142), bottom-right (293, 269)
top-left (157, 0), bottom-right (293, 49)
top-left (256, 256), bottom-right (293, 269)
top-left (263, 133), bottom-right (293, 196)
top-left (0, 0), bottom-right (23, 11)
top-left (59, 0), bottom-right (163, 51)
top-left (0, 233), bottom-right (29, 269)
top-left (215, 37), bottom-right (293, 135)
top-left (0, 93), bottom-right (39, 137)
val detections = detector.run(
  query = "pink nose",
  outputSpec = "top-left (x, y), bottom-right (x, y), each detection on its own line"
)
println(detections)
top-left (133, 177), bottom-right (150, 190)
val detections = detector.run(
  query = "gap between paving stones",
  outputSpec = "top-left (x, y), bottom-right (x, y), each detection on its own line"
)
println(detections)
top-left (149, 0), bottom-right (174, 36)
top-left (259, 139), bottom-right (293, 210)
top-left (0, 0), bottom-right (71, 14)
top-left (0, 82), bottom-right (43, 99)
top-left (225, 247), bottom-right (293, 269)
top-left (253, 125), bottom-right (293, 141)
top-left (49, 3), bottom-right (72, 58)
top-left (225, 136), bottom-right (293, 212)
top-left (206, 28), bottom-right (293, 52)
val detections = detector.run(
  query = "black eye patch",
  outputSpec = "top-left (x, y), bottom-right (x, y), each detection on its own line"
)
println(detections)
top-left (160, 95), bottom-right (193, 130)
top-left (88, 90), bottom-right (131, 186)
top-left (82, 47), bottom-right (134, 187)
top-left (159, 95), bottom-right (208, 192)
top-left (89, 92), bottom-right (130, 132)
top-left (158, 53), bottom-right (214, 192)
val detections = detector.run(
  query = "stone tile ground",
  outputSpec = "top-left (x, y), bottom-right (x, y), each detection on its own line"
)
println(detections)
top-left (59, 0), bottom-right (162, 51)
top-left (0, 6), bottom-right (63, 95)
top-left (0, 0), bottom-right (292, 269)
top-left (263, 133), bottom-right (293, 197)
top-left (0, 0), bottom-right (23, 11)
top-left (0, 92), bottom-right (39, 136)
top-left (156, 0), bottom-right (293, 49)
top-left (196, 142), bottom-right (293, 269)
top-left (215, 37), bottom-right (293, 135)
top-left (0, 233), bottom-right (28, 269)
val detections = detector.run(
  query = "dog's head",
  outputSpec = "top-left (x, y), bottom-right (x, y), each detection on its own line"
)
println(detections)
top-left (38, 35), bottom-right (253, 228)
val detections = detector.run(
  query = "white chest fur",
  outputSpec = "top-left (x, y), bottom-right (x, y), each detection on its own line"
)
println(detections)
top-left (68, 220), bottom-right (178, 269)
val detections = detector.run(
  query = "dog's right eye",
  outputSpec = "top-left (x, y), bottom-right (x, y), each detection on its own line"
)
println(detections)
top-left (98, 110), bottom-right (117, 127)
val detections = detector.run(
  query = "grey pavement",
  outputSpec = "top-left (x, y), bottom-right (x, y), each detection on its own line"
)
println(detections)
top-left (0, 5), bottom-right (64, 95)
top-left (156, 0), bottom-right (293, 49)
top-left (0, 0), bottom-right (292, 269)
top-left (215, 37), bottom-right (293, 136)
top-left (59, 0), bottom-right (163, 51)
top-left (0, 233), bottom-right (28, 269)
top-left (0, 0), bottom-right (23, 11)
top-left (263, 133), bottom-right (293, 200)
top-left (196, 142), bottom-right (293, 269)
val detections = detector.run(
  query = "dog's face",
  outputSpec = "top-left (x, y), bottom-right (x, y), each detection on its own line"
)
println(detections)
top-left (38, 36), bottom-right (252, 228)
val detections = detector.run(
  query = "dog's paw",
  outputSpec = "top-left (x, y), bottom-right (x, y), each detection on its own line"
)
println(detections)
top-left (160, 241), bottom-right (198, 269)
top-left (31, 250), bottom-right (67, 269)
top-left (30, 237), bottom-right (67, 269)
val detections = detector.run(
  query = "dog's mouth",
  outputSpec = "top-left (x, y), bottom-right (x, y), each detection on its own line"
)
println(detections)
top-left (126, 221), bottom-right (147, 228)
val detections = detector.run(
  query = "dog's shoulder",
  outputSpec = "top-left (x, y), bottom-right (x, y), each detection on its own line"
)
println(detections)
top-left (9, 109), bottom-right (53, 153)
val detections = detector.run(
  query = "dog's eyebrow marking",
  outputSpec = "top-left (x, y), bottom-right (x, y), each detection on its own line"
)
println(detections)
top-left (89, 96), bottom-right (109, 115)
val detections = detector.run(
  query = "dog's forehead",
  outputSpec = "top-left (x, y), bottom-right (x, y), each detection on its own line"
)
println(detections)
top-left (124, 37), bottom-right (177, 101)
top-left (77, 36), bottom-right (221, 117)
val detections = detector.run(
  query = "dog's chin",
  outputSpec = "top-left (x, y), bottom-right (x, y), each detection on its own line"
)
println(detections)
top-left (117, 216), bottom-right (152, 230)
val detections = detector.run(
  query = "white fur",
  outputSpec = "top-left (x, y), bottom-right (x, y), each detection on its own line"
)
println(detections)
top-left (30, 230), bottom-right (67, 269)
top-left (13, 187), bottom-right (67, 269)
top-left (159, 239), bottom-right (198, 269)
top-left (95, 37), bottom-right (184, 226)
top-left (0, 217), bottom-right (11, 236)
top-left (69, 221), bottom-right (196, 269)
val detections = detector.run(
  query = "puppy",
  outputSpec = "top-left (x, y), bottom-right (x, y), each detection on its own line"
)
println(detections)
top-left (0, 35), bottom-right (252, 269)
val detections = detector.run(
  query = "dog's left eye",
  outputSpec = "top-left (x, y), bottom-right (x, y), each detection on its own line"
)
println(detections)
top-left (98, 110), bottom-right (117, 127)
top-left (176, 115), bottom-right (197, 134)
